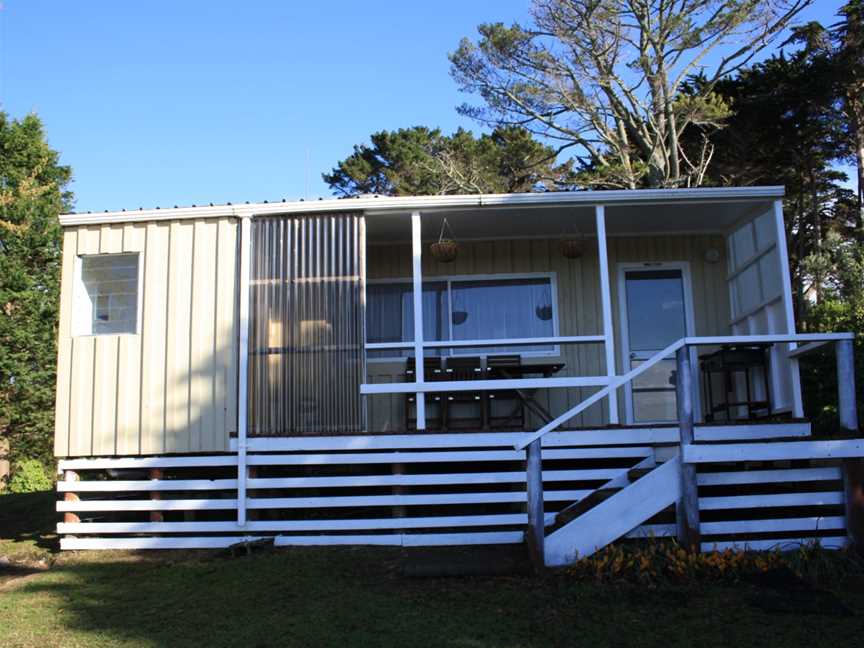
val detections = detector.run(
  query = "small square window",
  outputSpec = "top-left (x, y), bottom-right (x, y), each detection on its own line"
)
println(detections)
top-left (74, 253), bottom-right (140, 336)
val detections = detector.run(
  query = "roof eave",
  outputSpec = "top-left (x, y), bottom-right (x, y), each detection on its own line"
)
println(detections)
top-left (58, 186), bottom-right (785, 227)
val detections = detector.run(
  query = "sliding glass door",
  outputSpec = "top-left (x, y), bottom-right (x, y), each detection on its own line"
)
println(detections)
top-left (366, 274), bottom-right (557, 359)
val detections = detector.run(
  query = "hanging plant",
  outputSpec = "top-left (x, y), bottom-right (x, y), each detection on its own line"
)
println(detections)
top-left (535, 304), bottom-right (553, 321)
top-left (560, 226), bottom-right (584, 259)
top-left (430, 218), bottom-right (459, 262)
top-left (452, 311), bottom-right (469, 326)
top-left (535, 286), bottom-right (553, 321)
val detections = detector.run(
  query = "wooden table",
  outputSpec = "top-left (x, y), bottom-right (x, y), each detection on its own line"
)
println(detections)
top-left (487, 362), bottom-right (565, 427)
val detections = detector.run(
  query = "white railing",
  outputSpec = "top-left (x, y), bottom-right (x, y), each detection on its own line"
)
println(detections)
top-left (365, 335), bottom-right (605, 352)
top-left (514, 332), bottom-right (855, 451)
top-left (360, 335), bottom-right (610, 396)
top-left (525, 331), bottom-right (859, 566)
top-left (360, 332), bottom-right (856, 441)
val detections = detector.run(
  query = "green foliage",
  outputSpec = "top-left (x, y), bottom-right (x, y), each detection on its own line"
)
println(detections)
top-left (569, 538), bottom-right (863, 587)
top-left (5, 458), bottom-right (53, 493)
top-left (323, 125), bottom-right (574, 197)
top-left (801, 291), bottom-right (864, 433)
top-left (0, 112), bottom-right (72, 469)
top-left (834, 0), bottom-right (864, 220)
top-left (450, 0), bottom-right (810, 188)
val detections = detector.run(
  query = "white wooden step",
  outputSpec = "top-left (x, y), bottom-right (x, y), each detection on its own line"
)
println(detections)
top-left (544, 457), bottom-right (682, 567)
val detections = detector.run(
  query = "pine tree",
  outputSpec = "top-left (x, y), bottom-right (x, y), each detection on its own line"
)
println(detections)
top-left (0, 112), bottom-right (72, 473)
top-left (324, 125), bottom-right (574, 196)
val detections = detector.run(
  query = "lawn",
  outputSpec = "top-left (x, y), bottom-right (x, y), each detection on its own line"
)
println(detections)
top-left (1, 492), bottom-right (863, 648)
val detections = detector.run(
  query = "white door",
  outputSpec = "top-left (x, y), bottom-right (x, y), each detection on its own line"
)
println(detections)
top-left (619, 264), bottom-right (695, 424)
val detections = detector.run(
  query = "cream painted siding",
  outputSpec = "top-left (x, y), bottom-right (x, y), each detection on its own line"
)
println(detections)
top-left (366, 235), bottom-right (730, 430)
top-left (54, 218), bottom-right (239, 457)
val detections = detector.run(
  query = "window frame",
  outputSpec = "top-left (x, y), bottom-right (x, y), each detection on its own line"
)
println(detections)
top-left (366, 271), bottom-right (561, 362)
top-left (726, 213), bottom-right (782, 323)
top-left (72, 252), bottom-right (144, 337)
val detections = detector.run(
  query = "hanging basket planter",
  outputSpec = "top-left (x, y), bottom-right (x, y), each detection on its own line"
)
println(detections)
top-left (535, 286), bottom-right (553, 321)
top-left (559, 237), bottom-right (583, 260)
top-left (430, 218), bottom-right (459, 262)
top-left (535, 304), bottom-right (553, 321)
top-left (430, 239), bottom-right (459, 262)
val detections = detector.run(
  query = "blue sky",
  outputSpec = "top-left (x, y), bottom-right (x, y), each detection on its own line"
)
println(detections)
top-left (0, 1), bottom-right (850, 213)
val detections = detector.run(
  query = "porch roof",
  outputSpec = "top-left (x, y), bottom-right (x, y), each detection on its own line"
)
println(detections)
top-left (59, 186), bottom-right (784, 229)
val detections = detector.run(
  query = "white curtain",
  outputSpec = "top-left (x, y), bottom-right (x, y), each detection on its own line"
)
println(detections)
top-left (451, 279), bottom-right (554, 354)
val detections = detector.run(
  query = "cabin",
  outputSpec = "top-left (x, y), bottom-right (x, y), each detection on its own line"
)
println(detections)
top-left (54, 187), bottom-right (864, 566)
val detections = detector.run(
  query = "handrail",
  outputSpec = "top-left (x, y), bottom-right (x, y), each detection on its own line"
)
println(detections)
top-left (365, 335), bottom-right (605, 350)
top-left (514, 338), bottom-right (687, 450)
top-left (513, 332), bottom-right (855, 451)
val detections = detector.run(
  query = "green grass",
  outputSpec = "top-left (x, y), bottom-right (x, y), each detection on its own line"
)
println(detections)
top-left (1, 493), bottom-right (864, 648)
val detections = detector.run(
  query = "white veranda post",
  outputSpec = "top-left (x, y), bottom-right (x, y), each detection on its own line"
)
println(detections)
top-left (237, 215), bottom-right (251, 526)
top-left (411, 211), bottom-right (426, 430)
top-left (773, 200), bottom-right (804, 418)
top-left (595, 205), bottom-right (619, 424)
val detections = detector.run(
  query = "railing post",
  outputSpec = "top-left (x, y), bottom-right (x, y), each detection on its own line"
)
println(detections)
top-left (237, 215), bottom-right (251, 527)
top-left (836, 338), bottom-right (864, 552)
top-left (836, 339), bottom-right (859, 433)
top-left (410, 211), bottom-right (426, 430)
top-left (675, 345), bottom-right (700, 552)
top-left (595, 205), bottom-right (619, 424)
top-left (526, 438), bottom-right (545, 569)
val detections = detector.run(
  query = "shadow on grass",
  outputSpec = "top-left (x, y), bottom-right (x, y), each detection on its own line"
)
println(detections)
top-left (4, 546), bottom-right (864, 648)
top-left (0, 490), bottom-right (59, 560)
top-left (10, 548), bottom-right (560, 648)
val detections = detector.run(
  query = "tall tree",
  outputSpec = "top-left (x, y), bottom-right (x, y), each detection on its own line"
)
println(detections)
top-left (0, 113), bottom-right (72, 472)
top-left (687, 28), bottom-right (850, 314)
top-left (450, 0), bottom-right (811, 189)
top-left (324, 125), bottom-right (574, 197)
top-left (833, 0), bottom-right (864, 230)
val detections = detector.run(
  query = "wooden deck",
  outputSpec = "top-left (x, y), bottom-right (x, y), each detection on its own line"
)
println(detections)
top-left (56, 421), bottom-right (860, 557)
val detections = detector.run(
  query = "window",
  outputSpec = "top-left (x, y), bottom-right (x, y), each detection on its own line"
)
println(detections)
top-left (366, 275), bottom-right (557, 359)
top-left (727, 213), bottom-right (782, 319)
top-left (74, 253), bottom-right (140, 336)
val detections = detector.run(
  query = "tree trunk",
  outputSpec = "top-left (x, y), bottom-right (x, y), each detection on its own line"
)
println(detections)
top-left (811, 167), bottom-right (822, 304)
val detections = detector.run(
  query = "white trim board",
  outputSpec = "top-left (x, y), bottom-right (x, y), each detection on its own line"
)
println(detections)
top-left (701, 537), bottom-right (848, 553)
top-left (60, 186), bottom-right (786, 227)
top-left (684, 438), bottom-right (864, 463)
top-left (57, 489), bottom-right (594, 513)
top-left (57, 514), bottom-right (532, 534)
top-left (230, 422), bottom-right (810, 452)
top-left (60, 531), bottom-right (526, 551)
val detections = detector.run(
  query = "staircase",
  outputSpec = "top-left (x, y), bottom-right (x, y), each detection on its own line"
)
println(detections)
top-left (542, 454), bottom-right (682, 567)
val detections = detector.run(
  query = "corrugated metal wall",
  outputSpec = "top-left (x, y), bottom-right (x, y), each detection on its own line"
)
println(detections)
top-left (366, 234), bottom-right (730, 430)
top-left (54, 218), bottom-right (238, 457)
top-left (248, 214), bottom-right (366, 435)
top-left (54, 218), bottom-right (728, 454)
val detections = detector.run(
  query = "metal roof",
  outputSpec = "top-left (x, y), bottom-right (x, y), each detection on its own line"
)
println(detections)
top-left (59, 186), bottom-right (785, 227)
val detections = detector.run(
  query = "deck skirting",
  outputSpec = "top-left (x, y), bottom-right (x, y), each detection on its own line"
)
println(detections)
top-left (57, 426), bottom-right (852, 554)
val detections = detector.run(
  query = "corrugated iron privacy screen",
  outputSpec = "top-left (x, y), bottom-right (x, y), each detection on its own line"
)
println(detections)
top-left (249, 214), bottom-right (366, 435)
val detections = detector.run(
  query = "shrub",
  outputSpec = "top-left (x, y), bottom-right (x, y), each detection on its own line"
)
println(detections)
top-left (567, 538), bottom-right (862, 587)
top-left (6, 459), bottom-right (53, 493)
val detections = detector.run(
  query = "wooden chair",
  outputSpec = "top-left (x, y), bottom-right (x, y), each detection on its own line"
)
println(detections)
top-left (485, 355), bottom-right (527, 430)
top-left (441, 356), bottom-right (484, 431)
top-left (404, 356), bottom-right (444, 431)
